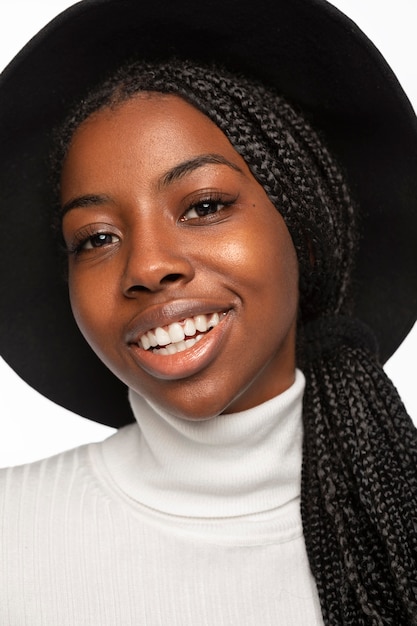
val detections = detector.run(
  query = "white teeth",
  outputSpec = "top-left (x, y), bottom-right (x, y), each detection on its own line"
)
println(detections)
top-left (148, 330), bottom-right (158, 347)
top-left (152, 334), bottom-right (204, 355)
top-left (183, 318), bottom-right (196, 336)
top-left (139, 311), bottom-right (226, 354)
top-left (168, 322), bottom-right (185, 343)
top-left (194, 315), bottom-right (208, 333)
top-left (207, 312), bottom-right (220, 329)
top-left (155, 327), bottom-right (171, 346)
top-left (140, 334), bottom-right (151, 351)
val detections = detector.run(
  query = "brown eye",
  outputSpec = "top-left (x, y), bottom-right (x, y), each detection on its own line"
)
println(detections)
top-left (83, 233), bottom-right (119, 250)
top-left (180, 198), bottom-right (228, 222)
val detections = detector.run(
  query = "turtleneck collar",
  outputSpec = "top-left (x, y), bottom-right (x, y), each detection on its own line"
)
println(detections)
top-left (100, 370), bottom-right (305, 518)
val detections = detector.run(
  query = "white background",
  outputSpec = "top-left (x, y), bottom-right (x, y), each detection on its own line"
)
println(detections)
top-left (0, 0), bottom-right (416, 467)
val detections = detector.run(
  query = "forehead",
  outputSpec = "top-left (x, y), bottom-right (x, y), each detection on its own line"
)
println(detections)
top-left (64, 93), bottom-right (247, 170)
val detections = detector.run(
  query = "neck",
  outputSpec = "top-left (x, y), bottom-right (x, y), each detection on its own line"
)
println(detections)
top-left (101, 370), bottom-right (305, 518)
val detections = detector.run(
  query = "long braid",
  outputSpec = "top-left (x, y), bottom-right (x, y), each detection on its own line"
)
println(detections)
top-left (300, 321), bottom-right (417, 624)
top-left (55, 60), bottom-right (417, 623)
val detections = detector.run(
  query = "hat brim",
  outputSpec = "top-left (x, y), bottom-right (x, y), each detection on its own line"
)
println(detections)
top-left (1, 0), bottom-right (416, 426)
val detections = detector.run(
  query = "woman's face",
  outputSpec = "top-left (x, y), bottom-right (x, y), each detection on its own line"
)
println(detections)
top-left (61, 94), bottom-right (299, 420)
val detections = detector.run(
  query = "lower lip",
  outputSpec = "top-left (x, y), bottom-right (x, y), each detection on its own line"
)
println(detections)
top-left (128, 313), bottom-right (232, 380)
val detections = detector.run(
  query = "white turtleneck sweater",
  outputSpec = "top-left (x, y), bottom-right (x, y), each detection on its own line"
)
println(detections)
top-left (0, 370), bottom-right (323, 625)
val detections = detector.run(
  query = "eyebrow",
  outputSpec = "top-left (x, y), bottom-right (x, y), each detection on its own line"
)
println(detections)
top-left (60, 193), bottom-right (111, 216)
top-left (61, 153), bottom-right (243, 215)
top-left (158, 153), bottom-right (243, 188)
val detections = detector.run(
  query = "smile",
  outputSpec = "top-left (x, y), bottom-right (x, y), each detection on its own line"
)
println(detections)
top-left (138, 312), bottom-right (226, 355)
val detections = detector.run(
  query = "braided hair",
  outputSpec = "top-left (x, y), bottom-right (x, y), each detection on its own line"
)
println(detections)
top-left (56, 60), bottom-right (417, 624)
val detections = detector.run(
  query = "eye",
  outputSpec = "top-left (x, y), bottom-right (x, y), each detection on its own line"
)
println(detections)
top-left (180, 195), bottom-right (236, 222)
top-left (82, 233), bottom-right (119, 250)
top-left (66, 226), bottom-right (121, 255)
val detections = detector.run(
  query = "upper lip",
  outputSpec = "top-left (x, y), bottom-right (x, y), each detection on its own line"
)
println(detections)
top-left (125, 299), bottom-right (231, 344)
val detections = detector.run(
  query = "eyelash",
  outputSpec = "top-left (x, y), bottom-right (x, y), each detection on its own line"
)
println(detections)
top-left (180, 193), bottom-right (237, 222)
top-left (67, 227), bottom-right (119, 255)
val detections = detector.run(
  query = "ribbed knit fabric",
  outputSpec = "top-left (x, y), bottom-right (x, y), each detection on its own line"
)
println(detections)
top-left (0, 370), bottom-right (323, 625)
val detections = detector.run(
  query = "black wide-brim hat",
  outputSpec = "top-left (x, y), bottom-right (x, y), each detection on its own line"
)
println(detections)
top-left (1, 0), bottom-right (416, 427)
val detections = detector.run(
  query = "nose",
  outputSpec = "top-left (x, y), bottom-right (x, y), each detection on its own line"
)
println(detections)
top-left (122, 228), bottom-right (195, 296)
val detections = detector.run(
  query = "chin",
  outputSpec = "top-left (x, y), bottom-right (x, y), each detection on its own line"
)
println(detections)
top-left (141, 384), bottom-right (236, 421)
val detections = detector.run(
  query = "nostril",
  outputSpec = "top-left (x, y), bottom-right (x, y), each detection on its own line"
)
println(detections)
top-left (127, 284), bottom-right (150, 294)
top-left (163, 273), bottom-right (183, 283)
top-left (125, 272), bottom-right (188, 296)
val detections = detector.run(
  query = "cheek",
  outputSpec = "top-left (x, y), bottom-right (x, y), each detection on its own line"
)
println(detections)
top-left (252, 229), bottom-right (298, 357)
top-left (68, 280), bottom-right (95, 345)
top-left (268, 230), bottom-right (299, 302)
top-left (222, 213), bottom-right (299, 312)
top-left (254, 236), bottom-right (299, 328)
top-left (67, 266), bottom-right (117, 354)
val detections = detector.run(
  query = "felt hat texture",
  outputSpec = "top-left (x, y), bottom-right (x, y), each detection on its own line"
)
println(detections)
top-left (0, 0), bottom-right (416, 426)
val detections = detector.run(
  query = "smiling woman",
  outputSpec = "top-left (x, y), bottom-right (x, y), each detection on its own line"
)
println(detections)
top-left (1, 1), bottom-right (417, 625)
top-left (60, 93), bottom-right (298, 418)
top-left (1, 0), bottom-right (416, 466)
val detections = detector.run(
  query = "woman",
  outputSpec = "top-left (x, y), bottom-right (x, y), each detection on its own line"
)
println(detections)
top-left (1, 1), bottom-right (417, 624)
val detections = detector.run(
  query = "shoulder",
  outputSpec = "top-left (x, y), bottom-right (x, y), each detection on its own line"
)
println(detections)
top-left (0, 426), bottom-right (133, 519)
top-left (0, 442), bottom-right (107, 523)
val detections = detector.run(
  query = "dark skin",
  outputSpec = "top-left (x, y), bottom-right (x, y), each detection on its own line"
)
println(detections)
top-left (60, 94), bottom-right (299, 420)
